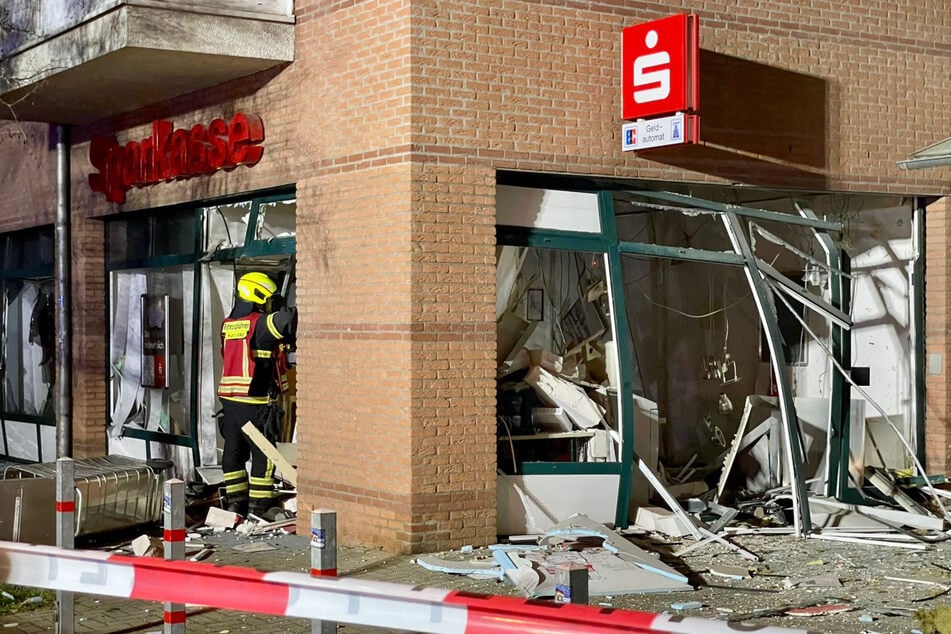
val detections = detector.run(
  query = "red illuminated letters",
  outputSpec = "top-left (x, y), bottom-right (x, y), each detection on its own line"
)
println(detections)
top-left (88, 113), bottom-right (265, 204)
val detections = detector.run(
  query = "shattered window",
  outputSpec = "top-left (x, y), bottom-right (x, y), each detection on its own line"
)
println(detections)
top-left (109, 266), bottom-right (194, 438)
top-left (255, 199), bottom-right (297, 241)
top-left (497, 246), bottom-right (619, 473)
top-left (205, 201), bottom-right (252, 250)
top-left (0, 226), bottom-right (56, 462)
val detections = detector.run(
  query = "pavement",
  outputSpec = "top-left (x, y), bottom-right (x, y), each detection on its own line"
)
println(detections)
top-left (0, 512), bottom-right (945, 634)
top-left (0, 524), bottom-right (493, 634)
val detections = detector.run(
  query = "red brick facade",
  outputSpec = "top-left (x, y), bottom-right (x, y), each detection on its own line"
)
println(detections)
top-left (1, 0), bottom-right (948, 552)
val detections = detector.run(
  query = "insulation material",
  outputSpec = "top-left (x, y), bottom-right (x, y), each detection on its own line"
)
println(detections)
top-left (200, 265), bottom-right (235, 468)
top-left (3, 282), bottom-right (51, 417)
top-left (524, 366), bottom-right (604, 429)
top-left (496, 246), bottom-right (527, 320)
top-left (4, 287), bottom-right (23, 412)
top-left (110, 273), bottom-right (146, 427)
top-left (18, 284), bottom-right (38, 414)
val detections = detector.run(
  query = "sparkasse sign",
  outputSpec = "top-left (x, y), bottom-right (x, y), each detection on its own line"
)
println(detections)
top-left (621, 13), bottom-right (699, 120)
top-left (89, 113), bottom-right (265, 204)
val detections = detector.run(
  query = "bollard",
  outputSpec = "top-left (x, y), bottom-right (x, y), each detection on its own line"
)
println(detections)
top-left (553, 563), bottom-right (589, 605)
top-left (56, 458), bottom-right (74, 634)
top-left (310, 509), bottom-right (337, 634)
top-left (163, 478), bottom-right (186, 633)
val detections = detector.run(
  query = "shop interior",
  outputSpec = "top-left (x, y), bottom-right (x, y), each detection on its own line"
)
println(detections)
top-left (495, 180), bottom-right (919, 535)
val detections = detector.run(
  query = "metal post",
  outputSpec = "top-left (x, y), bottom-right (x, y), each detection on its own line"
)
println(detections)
top-left (310, 509), bottom-right (337, 634)
top-left (54, 125), bottom-right (71, 460)
top-left (722, 212), bottom-right (811, 536)
top-left (163, 478), bottom-right (186, 633)
top-left (553, 563), bottom-right (588, 604)
top-left (55, 457), bottom-right (74, 634)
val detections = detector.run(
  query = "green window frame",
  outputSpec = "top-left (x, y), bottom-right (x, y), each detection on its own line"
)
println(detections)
top-left (105, 188), bottom-right (296, 465)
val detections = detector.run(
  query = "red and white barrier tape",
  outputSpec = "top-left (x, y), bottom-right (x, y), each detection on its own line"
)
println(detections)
top-left (0, 541), bottom-right (817, 634)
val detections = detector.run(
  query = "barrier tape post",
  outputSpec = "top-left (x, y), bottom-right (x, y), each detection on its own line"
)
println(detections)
top-left (163, 478), bottom-right (186, 633)
top-left (554, 563), bottom-right (588, 605)
top-left (55, 457), bottom-right (74, 634)
top-left (310, 509), bottom-right (337, 634)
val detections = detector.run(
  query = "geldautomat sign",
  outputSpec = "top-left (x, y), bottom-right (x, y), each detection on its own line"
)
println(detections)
top-left (88, 112), bottom-right (265, 204)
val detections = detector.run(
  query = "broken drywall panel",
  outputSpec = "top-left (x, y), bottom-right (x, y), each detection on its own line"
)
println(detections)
top-left (865, 467), bottom-right (935, 518)
top-left (497, 246), bottom-right (528, 320)
top-left (636, 459), bottom-right (703, 540)
top-left (205, 507), bottom-right (240, 529)
top-left (583, 429), bottom-right (616, 462)
top-left (241, 422), bottom-right (297, 486)
top-left (717, 396), bottom-right (867, 498)
top-left (634, 506), bottom-right (694, 537)
top-left (415, 555), bottom-right (504, 580)
top-left (808, 533), bottom-right (928, 550)
top-left (508, 545), bottom-right (689, 597)
top-left (497, 312), bottom-right (535, 370)
top-left (808, 497), bottom-right (944, 532)
top-left (497, 474), bottom-right (619, 535)
top-left (716, 395), bottom-right (776, 500)
top-left (545, 514), bottom-right (690, 585)
top-left (524, 366), bottom-right (604, 429)
top-left (528, 349), bottom-right (564, 374)
top-left (865, 416), bottom-right (912, 470)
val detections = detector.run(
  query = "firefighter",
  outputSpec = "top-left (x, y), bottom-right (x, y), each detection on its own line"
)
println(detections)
top-left (217, 271), bottom-right (297, 517)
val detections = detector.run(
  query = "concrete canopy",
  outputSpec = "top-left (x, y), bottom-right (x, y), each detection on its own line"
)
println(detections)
top-left (0, 2), bottom-right (294, 125)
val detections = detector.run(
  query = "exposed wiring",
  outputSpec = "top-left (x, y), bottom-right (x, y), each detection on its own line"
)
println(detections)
top-left (772, 287), bottom-right (951, 523)
top-left (629, 281), bottom-right (750, 319)
top-left (497, 415), bottom-right (518, 475)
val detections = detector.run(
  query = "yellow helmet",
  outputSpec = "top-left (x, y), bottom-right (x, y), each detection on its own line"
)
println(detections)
top-left (237, 272), bottom-right (277, 305)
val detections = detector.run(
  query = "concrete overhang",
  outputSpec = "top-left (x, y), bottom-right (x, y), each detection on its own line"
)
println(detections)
top-left (0, 2), bottom-right (294, 125)
top-left (897, 136), bottom-right (951, 170)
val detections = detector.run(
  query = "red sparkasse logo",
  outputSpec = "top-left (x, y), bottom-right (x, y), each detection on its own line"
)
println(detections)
top-left (621, 14), bottom-right (699, 120)
top-left (88, 112), bottom-right (265, 204)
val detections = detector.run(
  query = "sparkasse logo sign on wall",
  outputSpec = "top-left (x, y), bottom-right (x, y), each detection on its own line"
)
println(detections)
top-left (88, 113), bottom-right (265, 204)
top-left (622, 13), bottom-right (698, 119)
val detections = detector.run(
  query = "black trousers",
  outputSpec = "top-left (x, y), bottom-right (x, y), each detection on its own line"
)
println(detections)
top-left (218, 399), bottom-right (276, 508)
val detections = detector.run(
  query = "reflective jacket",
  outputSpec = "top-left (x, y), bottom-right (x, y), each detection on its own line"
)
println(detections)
top-left (218, 310), bottom-right (290, 404)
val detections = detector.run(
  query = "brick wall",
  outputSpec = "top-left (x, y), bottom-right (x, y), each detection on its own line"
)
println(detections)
top-left (925, 196), bottom-right (951, 474)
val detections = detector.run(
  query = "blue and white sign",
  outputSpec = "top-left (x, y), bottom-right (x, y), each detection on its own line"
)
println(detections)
top-left (622, 112), bottom-right (688, 151)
